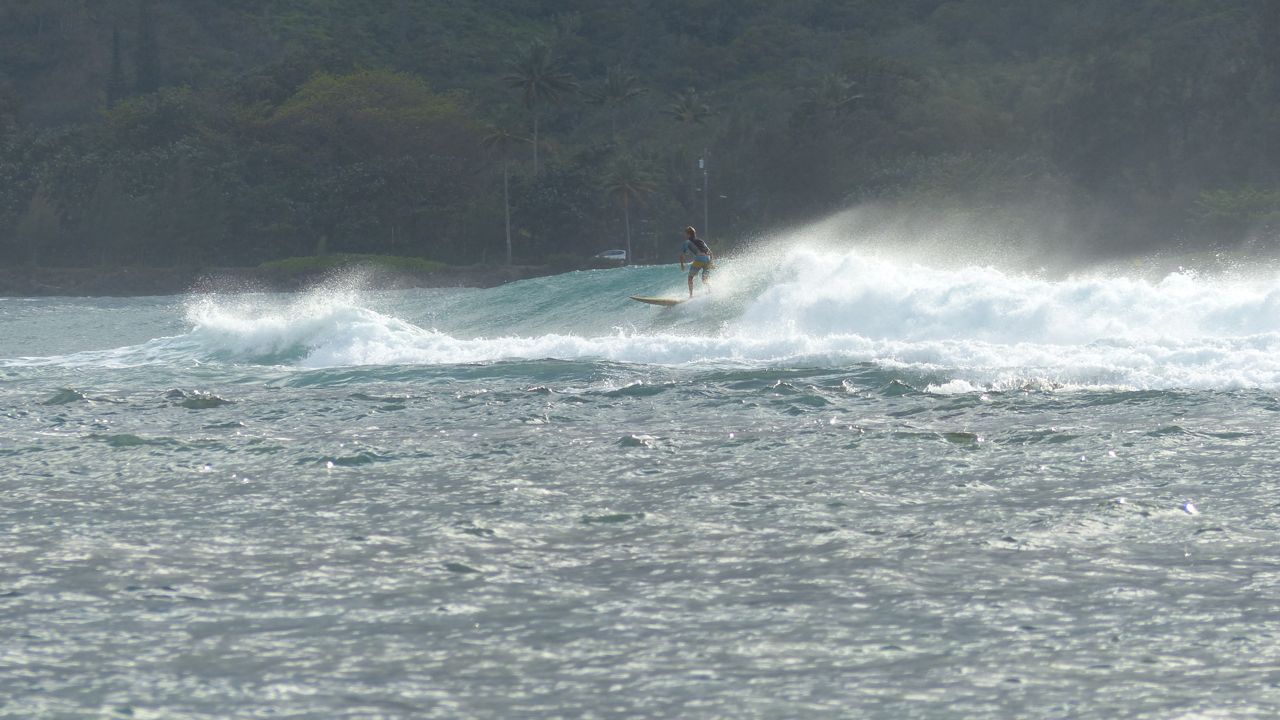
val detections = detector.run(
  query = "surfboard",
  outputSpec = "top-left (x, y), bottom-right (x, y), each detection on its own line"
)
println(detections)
top-left (630, 295), bottom-right (687, 307)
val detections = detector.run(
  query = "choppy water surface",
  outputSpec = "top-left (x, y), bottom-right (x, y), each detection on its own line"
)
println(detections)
top-left (4, 250), bottom-right (1280, 718)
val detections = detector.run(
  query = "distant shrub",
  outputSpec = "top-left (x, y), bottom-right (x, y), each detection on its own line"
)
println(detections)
top-left (544, 253), bottom-right (588, 271)
top-left (1193, 188), bottom-right (1280, 225)
top-left (256, 254), bottom-right (445, 277)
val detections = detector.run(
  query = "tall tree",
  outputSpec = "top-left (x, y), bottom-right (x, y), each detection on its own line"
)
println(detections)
top-left (663, 88), bottom-right (715, 232)
top-left (797, 73), bottom-right (862, 124)
top-left (0, 75), bottom-right (16, 136)
top-left (107, 25), bottom-right (128, 108)
top-left (602, 154), bottom-right (656, 263)
top-left (665, 87), bottom-right (712, 125)
top-left (15, 187), bottom-right (61, 267)
top-left (84, 167), bottom-right (134, 266)
top-left (135, 0), bottom-right (160, 94)
top-left (502, 40), bottom-right (576, 175)
top-left (265, 70), bottom-right (485, 261)
top-left (585, 65), bottom-right (646, 135)
top-left (481, 127), bottom-right (529, 265)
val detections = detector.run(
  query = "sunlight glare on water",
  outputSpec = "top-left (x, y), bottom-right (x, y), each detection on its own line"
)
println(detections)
top-left (3, 248), bottom-right (1280, 717)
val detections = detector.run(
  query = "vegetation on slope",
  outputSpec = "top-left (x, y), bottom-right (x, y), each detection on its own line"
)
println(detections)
top-left (3, 0), bottom-right (1280, 272)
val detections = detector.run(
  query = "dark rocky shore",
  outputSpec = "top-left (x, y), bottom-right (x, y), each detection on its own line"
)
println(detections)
top-left (0, 264), bottom-right (557, 297)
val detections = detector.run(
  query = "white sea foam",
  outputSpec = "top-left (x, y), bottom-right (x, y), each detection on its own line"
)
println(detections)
top-left (9, 248), bottom-right (1280, 391)
top-left (182, 290), bottom-right (428, 364)
top-left (266, 248), bottom-right (1280, 392)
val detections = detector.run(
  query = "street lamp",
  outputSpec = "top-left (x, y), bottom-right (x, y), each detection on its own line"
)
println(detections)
top-left (701, 151), bottom-right (711, 238)
top-left (698, 150), bottom-right (709, 240)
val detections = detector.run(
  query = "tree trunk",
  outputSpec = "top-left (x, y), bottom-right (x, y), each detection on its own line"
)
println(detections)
top-left (623, 195), bottom-right (632, 265)
top-left (503, 161), bottom-right (512, 265)
top-left (532, 112), bottom-right (540, 176)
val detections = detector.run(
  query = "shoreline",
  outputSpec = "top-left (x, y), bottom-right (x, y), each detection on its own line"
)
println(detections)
top-left (0, 263), bottom-right (560, 298)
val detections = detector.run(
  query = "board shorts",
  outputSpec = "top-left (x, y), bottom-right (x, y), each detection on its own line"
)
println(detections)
top-left (688, 255), bottom-right (713, 278)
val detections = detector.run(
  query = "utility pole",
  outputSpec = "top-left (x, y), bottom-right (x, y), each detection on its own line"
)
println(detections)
top-left (699, 149), bottom-right (709, 240)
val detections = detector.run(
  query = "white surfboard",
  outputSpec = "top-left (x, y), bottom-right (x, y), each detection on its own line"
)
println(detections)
top-left (629, 295), bottom-right (687, 307)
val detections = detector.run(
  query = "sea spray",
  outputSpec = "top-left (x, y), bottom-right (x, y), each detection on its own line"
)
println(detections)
top-left (6, 249), bottom-right (1280, 390)
top-left (7, 250), bottom-right (1280, 720)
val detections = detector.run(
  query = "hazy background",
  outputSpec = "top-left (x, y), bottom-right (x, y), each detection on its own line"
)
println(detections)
top-left (3, 0), bottom-right (1280, 274)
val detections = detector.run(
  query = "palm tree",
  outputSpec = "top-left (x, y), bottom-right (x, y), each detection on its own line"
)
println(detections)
top-left (665, 87), bottom-right (712, 125)
top-left (585, 65), bottom-right (647, 135)
top-left (663, 89), bottom-right (714, 236)
top-left (602, 155), bottom-right (656, 263)
top-left (502, 41), bottom-right (576, 175)
top-left (481, 127), bottom-right (529, 265)
top-left (799, 72), bottom-right (863, 123)
top-left (16, 186), bottom-right (61, 267)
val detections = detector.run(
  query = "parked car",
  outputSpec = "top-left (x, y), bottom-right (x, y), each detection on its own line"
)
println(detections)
top-left (594, 249), bottom-right (627, 263)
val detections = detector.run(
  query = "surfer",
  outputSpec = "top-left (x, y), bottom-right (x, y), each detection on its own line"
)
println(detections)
top-left (679, 226), bottom-right (713, 297)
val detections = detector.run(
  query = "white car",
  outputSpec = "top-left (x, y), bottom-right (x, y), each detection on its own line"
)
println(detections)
top-left (594, 249), bottom-right (627, 263)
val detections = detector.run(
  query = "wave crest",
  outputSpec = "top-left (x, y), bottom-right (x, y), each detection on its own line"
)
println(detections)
top-left (8, 249), bottom-right (1280, 391)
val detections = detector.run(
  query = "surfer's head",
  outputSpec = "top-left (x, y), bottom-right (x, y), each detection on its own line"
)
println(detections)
top-left (685, 226), bottom-right (697, 238)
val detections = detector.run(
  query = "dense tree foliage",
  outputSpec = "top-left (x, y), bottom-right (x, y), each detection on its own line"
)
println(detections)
top-left (3, 0), bottom-right (1280, 269)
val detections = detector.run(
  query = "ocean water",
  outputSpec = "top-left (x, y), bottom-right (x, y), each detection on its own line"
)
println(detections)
top-left (4, 248), bottom-right (1280, 718)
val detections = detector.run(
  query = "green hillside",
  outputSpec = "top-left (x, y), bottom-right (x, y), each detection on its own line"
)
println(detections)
top-left (3, 0), bottom-right (1279, 270)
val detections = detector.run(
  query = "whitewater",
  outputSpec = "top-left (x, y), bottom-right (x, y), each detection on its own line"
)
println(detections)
top-left (4, 247), bottom-right (1280, 718)
top-left (15, 247), bottom-right (1280, 388)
